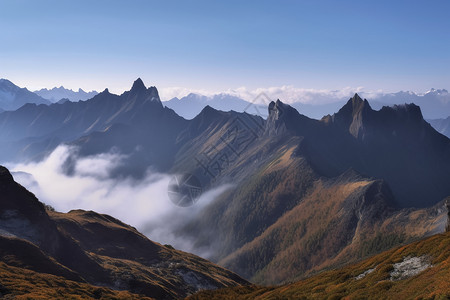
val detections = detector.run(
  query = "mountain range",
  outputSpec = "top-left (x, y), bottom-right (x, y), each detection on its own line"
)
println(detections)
top-left (164, 88), bottom-right (450, 120)
top-left (34, 86), bottom-right (98, 102)
top-left (164, 93), bottom-right (268, 120)
top-left (1, 77), bottom-right (449, 122)
top-left (0, 78), bottom-right (449, 290)
top-left (0, 79), bottom-right (51, 111)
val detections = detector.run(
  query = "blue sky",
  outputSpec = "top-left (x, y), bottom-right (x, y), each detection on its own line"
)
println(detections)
top-left (0, 0), bottom-right (449, 97)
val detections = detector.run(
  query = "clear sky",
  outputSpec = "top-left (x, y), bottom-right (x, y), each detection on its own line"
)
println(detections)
top-left (0, 0), bottom-right (449, 97)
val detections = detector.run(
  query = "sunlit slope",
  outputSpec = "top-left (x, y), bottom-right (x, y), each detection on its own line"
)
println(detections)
top-left (0, 261), bottom-right (154, 300)
top-left (189, 231), bottom-right (450, 299)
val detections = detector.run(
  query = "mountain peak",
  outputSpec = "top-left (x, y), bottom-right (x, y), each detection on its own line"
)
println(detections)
top-left (349, 93), bottom-right (370, 110)
top-left (266, 99), bottom-right (308, 135)
top-left (268, 99), bottom-right (285, 119)
top-left (131, 78), bottom-right (146, 92)
top-left (0, 78), bottom-right (19, 92)
top-left (333, 94), bottom-right (373, 139)
top-left (335, 94), bottom-right (372, 118)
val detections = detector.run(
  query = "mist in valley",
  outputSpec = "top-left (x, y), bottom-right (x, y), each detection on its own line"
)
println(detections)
top-left (7, 145), bottom-right (230, 257)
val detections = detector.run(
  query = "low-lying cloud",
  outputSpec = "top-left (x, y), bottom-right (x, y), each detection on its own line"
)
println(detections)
top-left (8, 145), bottom-right (229, 256)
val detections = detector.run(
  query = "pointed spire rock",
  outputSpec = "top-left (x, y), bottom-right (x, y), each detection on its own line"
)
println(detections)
top-left (332, 94), bottom-right (373, 139)
top-left (266, 99), bottom-right (312, 135)
top-left (131, 78), bottom-right (146, 92)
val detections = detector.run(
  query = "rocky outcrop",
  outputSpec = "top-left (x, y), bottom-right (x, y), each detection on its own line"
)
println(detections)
top-left (332, 93), bottom-right (372, 139)
top-left (265, 99), bottom-right (317, 135)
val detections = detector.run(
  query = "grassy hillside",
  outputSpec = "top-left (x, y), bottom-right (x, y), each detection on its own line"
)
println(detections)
top-left (0, 262), bottom-right (153, 300)
top-left (189, 231), bottom-right (450, 299)
top-left (215, 156), bottom-right (445, 285)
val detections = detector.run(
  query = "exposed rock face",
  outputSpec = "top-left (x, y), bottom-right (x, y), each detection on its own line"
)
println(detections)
top-left (389, 256), bottom-right (432, 281)
top-left (265, 99), bottom-right (317, 135)
top-left (333, 93), bottom-right (372, 139)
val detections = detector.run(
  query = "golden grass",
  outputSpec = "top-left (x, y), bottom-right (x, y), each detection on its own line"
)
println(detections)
top-left (0, 262), bottom-right (154, 300)
top-left (189, 232), bottom-right (450, 299)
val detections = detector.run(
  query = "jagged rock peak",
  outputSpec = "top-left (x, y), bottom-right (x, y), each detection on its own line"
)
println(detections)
top-left (334, 94), bottom-right (372, 120)
top-left (131, 78), bottom-right (147, 92)
top-left (347, 93), bottom-right (371, 113)
top-left (332, 94), bottom-right (373, 139)
top-left (268, 99), bottom-right (289, 120)
top-left (266, 99), bottom-right (299, 135)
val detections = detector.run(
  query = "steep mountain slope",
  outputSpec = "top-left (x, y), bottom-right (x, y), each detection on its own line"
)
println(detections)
top-left (0, 79), bottom-right (51, 111)
top-left (0, 261), bottom-right (154, 300)
top-left (318, 95), bottom-right (450, 207)
top-left (218, 176), bottom-right (446, 284)
top-left (429, 116), bottom-right (450, 138)
top-left (2, 80), bottom-right (449, 286)
top-left (189, 231), bottom-right (450, 299)
top-left (170, 96), bottom-right (449, 284)
top-left (0, 166), bottom-right (247, 299)
top-left (35, 86), bottom-right (98, 102)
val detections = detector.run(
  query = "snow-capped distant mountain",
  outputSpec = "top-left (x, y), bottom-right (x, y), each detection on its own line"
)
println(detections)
top-left (34, 86), bottom-right (98, 102)
top-left (0, 79), bottom-right (51, 111)
top-left (368, 89), bottom-right (450, 119)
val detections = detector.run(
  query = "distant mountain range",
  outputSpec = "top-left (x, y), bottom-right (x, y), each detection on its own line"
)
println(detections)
top-left (164, 88), bottom-right (450, 120)
top-left (1, 77), bottom-right (449, 120)
top-left (0, 165), bottom-right (246, 299)
top-left (0, 79), bottom-right (97, 111)
top-left (1, 79), bottom-right (449, 287)
top-left (0, 79), bottom-right (50, 111)
top-left (164, 93), bottom-right (267, 119)
top-left (34, 86), bottom-right (98, 102)
top-left (369, 89), bottom-right (450, 119)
